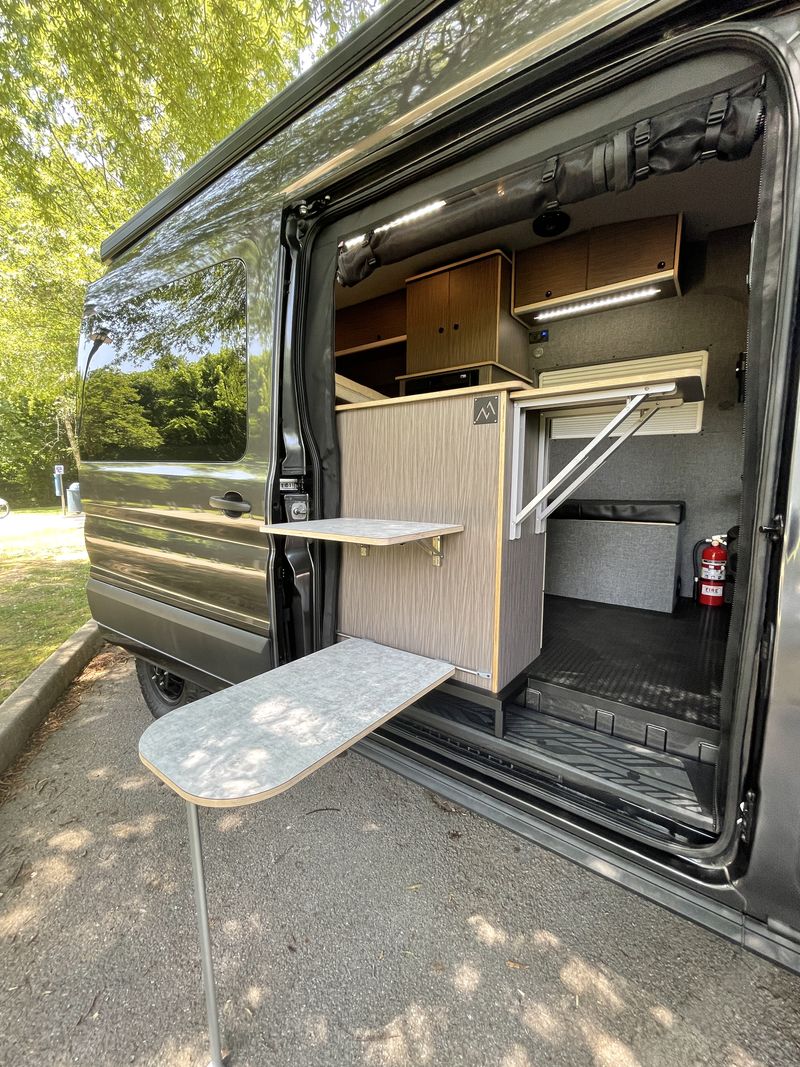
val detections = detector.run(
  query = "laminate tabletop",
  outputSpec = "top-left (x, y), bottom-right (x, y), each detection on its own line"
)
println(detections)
top-left (259, 517), bottom-right (464, 545)
top-left (139, 640), bottom-right (454, 808)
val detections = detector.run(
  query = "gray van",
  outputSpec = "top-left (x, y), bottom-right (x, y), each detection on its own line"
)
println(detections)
top-left (77, 0), bottom-right (800, 972)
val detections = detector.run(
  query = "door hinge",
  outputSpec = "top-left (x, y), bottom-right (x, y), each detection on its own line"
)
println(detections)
top-left (759, 514), bottom-right (784, 543)
top-left (740, 789), bottom-right (757, 844)
top-left (291, 194), bottom-right (332, 221)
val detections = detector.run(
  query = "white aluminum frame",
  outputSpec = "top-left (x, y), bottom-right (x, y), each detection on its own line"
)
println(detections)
top-left (508, 382), bottom-right (677, 539)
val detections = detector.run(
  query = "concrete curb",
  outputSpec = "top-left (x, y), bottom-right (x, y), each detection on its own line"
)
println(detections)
top-left (0, 620), bottom-right (104, 776)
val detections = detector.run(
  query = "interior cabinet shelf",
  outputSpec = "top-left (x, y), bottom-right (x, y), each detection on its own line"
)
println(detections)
top-left (335, 334), bottom-right (407, 357)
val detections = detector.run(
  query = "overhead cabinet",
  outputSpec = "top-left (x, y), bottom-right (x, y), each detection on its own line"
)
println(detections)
top-left (335, 289), bottom-right (406, 355)
top-left (406, 251), bottom-right (529, 377)
top-left (514, 214), bottom-right (682, 320)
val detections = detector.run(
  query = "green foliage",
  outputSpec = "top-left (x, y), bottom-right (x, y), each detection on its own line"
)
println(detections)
top-left (81, 348), bottom-right (247, 461)
top-left (0, 0), bottom-right (377, 503)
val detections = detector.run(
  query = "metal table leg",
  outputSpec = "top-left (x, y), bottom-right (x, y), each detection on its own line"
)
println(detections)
top-left (186, 801), bottom-right (226, 1067)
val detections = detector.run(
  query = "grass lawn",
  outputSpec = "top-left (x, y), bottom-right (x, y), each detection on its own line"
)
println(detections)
top-left (0, 511), bottom-right (90, 702)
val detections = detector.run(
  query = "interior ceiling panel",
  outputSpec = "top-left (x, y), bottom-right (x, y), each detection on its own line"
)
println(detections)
top-left (335, 149), bottom-right (761, 308)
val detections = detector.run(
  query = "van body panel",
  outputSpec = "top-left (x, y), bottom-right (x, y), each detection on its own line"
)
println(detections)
top-left (87, 578), bottom-right (271, 686)
top-left (80, 205), bottom-right (284, 663)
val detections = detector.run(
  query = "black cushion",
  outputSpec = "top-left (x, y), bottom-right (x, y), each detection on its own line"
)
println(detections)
top-left (550, 499), bottom-right (685, 524)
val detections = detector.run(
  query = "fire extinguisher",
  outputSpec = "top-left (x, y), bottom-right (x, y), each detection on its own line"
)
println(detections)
top-left (698, 538), bottom-right (728, 607)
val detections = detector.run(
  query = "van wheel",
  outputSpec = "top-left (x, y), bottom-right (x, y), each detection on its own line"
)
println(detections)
top-left (135, 657), bottom-right (205, 719)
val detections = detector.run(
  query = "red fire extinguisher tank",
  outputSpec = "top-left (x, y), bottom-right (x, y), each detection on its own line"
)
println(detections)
top-left (699, 540), bottom-right (727, 607)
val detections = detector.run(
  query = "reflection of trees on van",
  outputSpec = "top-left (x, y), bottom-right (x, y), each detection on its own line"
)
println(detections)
top-left (80, 261), bottom-right (248, 462)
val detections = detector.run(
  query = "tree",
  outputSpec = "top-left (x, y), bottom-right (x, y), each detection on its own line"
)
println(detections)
top-left (0, 0), bottom-right (377, 502)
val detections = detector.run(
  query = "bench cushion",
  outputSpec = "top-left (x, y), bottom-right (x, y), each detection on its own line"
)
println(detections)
top-left (550, 499), bottom-right (685, 524)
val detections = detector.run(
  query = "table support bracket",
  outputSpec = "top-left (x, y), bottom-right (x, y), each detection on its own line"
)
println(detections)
top-left (414, 535), bottom-right (444, 566)
top-left (509, 387), bottom-right (669, 539)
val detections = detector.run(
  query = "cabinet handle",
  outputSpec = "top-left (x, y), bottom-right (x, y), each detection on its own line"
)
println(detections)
top-left (453, 323), bottom-right (460, 330)
top-left (438, 326), bottom-right (445, 334)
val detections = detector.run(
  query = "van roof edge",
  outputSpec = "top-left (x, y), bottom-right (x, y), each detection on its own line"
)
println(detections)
top-left (100, 0), bottom-right (453, 265)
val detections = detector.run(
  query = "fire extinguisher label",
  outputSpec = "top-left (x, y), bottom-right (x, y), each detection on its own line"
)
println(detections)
top-left (701, 563), bottom-right (726, 579)
top-left (700, 583), bottom-right (724, 598)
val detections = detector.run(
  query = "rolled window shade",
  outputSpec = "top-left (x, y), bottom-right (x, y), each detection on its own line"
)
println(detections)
top-left (336, 79), bottom-right (764, 288)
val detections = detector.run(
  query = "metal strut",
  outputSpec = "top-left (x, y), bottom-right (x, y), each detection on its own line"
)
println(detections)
top-left (509, 385), bottom-right (671, 539)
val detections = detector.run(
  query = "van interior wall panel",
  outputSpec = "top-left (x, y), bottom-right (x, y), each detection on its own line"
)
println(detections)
top-left (337, 395), bottom-right (501, 689)
top-left (497, 413), bottom-right (547, 687)
top-left (539, 226), bottom-right (749, 593)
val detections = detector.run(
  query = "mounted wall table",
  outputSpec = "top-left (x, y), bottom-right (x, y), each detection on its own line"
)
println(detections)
top-left (139, 638), bottom-right (453, 1066)
top-left (260, 516), bottom-right (464, 564)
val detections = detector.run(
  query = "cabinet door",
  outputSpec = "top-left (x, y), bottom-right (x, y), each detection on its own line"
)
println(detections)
top-left (514, 232), bottom-right (589, 310)
top-left (587, 215), bottom-right (678, 290)
top-left (448, 256), bottom-right (499, 366)
top-left (406, 271), bottom-right (450, 374)
top-left (335, 289), bottom-right (406, 353)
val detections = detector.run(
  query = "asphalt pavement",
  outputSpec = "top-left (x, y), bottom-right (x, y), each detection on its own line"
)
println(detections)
top-left (2, 650), bottom-right (800, 1067)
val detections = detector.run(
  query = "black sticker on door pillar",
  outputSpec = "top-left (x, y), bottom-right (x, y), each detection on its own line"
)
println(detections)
top-left (473, 395), bottom-right (499, 424)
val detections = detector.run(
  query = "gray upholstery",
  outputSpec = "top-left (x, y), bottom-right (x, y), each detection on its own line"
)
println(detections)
top-left (545, 518), bottom-right (683, 613)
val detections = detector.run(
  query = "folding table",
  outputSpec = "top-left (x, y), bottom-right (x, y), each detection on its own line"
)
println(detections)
top-left (139, 638), bottom-right (454, 1066)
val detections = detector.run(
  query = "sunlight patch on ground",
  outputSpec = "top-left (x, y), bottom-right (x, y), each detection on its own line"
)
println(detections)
top-left (452, 961), bottom-right (481, 994)
top-left (577, 1019), bottom-right (641, 1067)
top-left (559, 957), bottom-right (626, 1012)
top-left (355, 1003), bottom-right (434, 1065)
top-left (47, 826), bottom-right (93, 852)
top-left (467, 913), bottom-right (508, 946)
top-left (110, 811), bottom-right (167, 840)
top-left (500, 1044), bottom-right (534, 1067)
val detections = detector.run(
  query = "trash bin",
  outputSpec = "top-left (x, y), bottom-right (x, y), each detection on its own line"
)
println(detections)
top-left (67, 481), bottom-right (82, 515)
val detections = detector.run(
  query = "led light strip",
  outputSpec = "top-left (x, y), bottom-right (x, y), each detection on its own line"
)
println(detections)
top-left (534, 286), bottom-right (662, 322)
top-left (343, 199), bottom-right (447, 250)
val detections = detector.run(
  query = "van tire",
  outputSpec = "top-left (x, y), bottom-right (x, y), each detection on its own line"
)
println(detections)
top-left (135, 657), bottom-right (206, 719)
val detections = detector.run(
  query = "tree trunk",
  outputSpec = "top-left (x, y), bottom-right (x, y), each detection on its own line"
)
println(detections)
top-left (58, 400), bottom-right (81, 467)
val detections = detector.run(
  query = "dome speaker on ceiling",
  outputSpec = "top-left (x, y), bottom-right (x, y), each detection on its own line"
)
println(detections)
top-left (532, 210), bottom-right (571, 238)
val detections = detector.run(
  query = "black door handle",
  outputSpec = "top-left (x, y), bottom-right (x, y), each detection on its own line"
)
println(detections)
top-left (209, 495), bottom-right (251, 515)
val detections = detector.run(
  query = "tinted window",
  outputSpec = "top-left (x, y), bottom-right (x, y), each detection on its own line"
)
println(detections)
top-left (79, 260), bottom-right (247, 462)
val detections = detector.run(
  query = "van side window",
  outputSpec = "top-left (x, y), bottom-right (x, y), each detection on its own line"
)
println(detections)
top-left (79, 260), bottom-right (247, 462)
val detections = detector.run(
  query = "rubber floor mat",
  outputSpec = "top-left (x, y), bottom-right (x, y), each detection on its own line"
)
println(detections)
top-left (529, 595), bottom-right (729, 729)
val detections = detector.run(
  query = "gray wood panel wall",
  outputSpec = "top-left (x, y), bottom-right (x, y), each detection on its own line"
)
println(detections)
top-left (337, 389), bottom-right (543, 691)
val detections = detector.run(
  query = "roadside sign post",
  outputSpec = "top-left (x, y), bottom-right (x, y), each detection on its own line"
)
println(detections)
top-left (54, 465), bottom-right (66, 517)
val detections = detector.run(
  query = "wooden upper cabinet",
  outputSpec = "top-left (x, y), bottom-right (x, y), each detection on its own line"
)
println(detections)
top-left (448, 257), bottom-right (500, 367)
top-left (335, 289), bottom-right (406, 354)
top-left (513, 214), bottom-right (682, 320)
top-left (587, 215), bottom-right (679, 290)
top-left (406, 251), bottom-right (528, 376)
top-left (406, 269), bottom-right (451, 374)
top-left (514, 232), bottom-right (589, 310)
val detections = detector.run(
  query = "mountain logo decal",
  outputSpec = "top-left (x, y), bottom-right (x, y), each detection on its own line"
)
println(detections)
top-left (473, 395), bottom-right (499, 424)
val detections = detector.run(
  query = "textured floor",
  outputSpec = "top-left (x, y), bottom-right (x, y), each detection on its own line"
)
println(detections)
top-left (3, 651), bottom-right (800, 1067)
top-left (409, 694), bottom-right (713, 830)
top-left (528, 596), bottom-right (730, 729)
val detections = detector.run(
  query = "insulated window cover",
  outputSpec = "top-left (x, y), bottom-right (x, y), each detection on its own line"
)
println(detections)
top-left (539, 350), bottom-right (708, 438)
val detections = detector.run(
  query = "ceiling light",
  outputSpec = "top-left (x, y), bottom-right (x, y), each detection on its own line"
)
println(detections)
top-left (534, 286), bottom-right (662, 322)
top-left (343, 199), bottom-right (446, 250)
